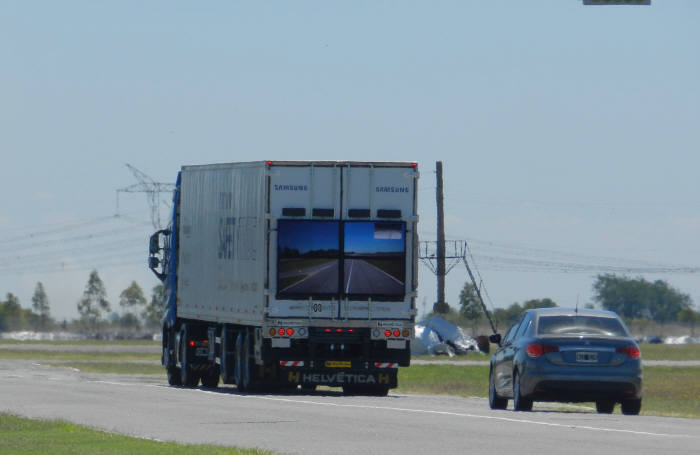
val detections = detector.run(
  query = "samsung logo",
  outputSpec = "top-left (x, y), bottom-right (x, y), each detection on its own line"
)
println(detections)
top-left (274, 184), bottom-right (308, 191)
top-left (376, 186), bottom-right (409, 193)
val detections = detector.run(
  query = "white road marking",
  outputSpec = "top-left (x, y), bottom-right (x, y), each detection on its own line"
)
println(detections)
top-left (86, 380), bottom-right (694, 440)
top-left (345, 260), bottom-right (355, 293)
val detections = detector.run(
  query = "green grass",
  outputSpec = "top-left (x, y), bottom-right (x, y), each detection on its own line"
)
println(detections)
top-left (638, 343), bottom-right (700, 361)
top-left (0, 413), bottom-right (272, 455)
top-left (397, 364), bottom-right (700, 418)
top-left (0, 350), bottom-right (160, 362)
top-left (0, 339), bottom-right (159, 346)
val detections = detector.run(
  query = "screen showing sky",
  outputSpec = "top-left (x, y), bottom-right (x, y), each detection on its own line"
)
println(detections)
top-left (344, 222), bottom-right (405, 255)
top-left (278, 220), bottom-right (339, 255)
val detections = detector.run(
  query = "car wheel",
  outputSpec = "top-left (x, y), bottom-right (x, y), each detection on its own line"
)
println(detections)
top-left (489, 371), bottom-right (508, 410)
top-left (596, 400), bottom-right (615, 414)
top-left (621, 398), bottom-right (642, 416)
top-left (512, 371), bottom-right (533, 412)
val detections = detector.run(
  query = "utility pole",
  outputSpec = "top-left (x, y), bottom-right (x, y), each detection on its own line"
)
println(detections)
top-left (433, 161), bottom-right (449, 314)
top-left (116, 164), bottom-right (177, 230)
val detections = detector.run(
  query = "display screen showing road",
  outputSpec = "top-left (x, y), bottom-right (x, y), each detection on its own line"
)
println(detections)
top-left (276, 220), bottom-right (406, 299)
top-left (344, 221), bottom-right (405, 297)
top-left (277, 220), bottom-right (340, 297)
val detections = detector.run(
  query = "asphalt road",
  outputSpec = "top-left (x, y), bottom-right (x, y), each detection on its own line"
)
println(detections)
top-left (1, 359), bottom-right (697, 455)
top-left (344, 258), bottom-right (403, 295)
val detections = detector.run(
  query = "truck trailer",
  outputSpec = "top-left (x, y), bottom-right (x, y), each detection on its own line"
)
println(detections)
top-left (149, 160), bottom-right (419, 395)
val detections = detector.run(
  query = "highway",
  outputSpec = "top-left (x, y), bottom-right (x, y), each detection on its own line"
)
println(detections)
top-left (1, 359), bottom-right (697, 455)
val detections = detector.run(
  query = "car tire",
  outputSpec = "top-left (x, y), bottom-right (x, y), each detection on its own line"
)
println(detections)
top-left (596, 400), bottom-right (615, 414)
top-left (489, 371), bottom-right (508, 410)
top-left (621, 398), bottom-right (642, 416)
top-left (513, 371), bottom-right (533, 412)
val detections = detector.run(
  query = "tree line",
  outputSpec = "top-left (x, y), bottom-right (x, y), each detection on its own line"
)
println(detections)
top-left (429, 273), bottom-right (700, 333)
top-left (0, 269), bottom-right (165, 333)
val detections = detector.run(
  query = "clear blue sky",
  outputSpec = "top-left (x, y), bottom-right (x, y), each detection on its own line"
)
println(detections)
top-left (1, 1), bottom-right (699, 321)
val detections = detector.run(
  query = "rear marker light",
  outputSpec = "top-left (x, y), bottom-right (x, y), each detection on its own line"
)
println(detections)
top-left (189, 341), bottom-right (195, 347)
top-left (393, 329), bottom-right (401, 338)
top-left (348, 329), bottom-right (354, 333)
top-left (402, 330), bottom-right (410, 337)
top-left (325, 328), bottom-right (332, 333)
top-left (616, 346), bottom-right (641, 359)
top-left (269, 328), bottom-right (276, 336)
top-left (278, 328), bottom-right (285, 336)
top-left (286, 328), bottom-right (294, 336)
top-left (336, 328), bottom-right (343, 333)
top-left (384, 330), bottom-right (392, 337)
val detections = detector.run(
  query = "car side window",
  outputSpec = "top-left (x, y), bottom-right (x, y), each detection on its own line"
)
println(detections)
top-left (502, 320), bottom-right (522, 345)
top-left (515, 315), bottom-right (532, 340)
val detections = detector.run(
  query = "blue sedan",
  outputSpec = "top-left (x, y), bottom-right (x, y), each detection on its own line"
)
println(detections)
top-left (488, 308), bottom-right (642, 415)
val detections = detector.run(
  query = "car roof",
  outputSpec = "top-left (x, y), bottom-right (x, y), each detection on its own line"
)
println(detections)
top-left (524, 307), bottom-right (620, 318)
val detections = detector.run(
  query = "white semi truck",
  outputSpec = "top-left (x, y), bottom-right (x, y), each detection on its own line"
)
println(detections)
top-left (149, 161), bottom-right (419, 395)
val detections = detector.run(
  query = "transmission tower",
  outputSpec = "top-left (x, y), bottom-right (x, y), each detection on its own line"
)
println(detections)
top-left (116, 164), bottom-right (177, 230)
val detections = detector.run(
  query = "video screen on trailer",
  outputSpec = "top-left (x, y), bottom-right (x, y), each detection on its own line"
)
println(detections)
top-left (343, 221), bottom-right (406, 297)
top-left (277, 220), bottom-right (340, 297)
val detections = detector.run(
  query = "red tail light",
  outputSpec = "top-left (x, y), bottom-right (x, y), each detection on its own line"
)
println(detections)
top-left (286, 328), bottom-right (294, 336)
top-left (324, 328), bottom-right (332, 333)
top-left (189, 341), bottom-right (195, 347)
top-left (384, 330), bottom-right (392, 337)
top-left (393, 329), bottom-right (401, 337)
top-left (616, 346), bottom-right (641, 358)
top-left (526, 344), bottom-right (558, 358)
top-left (278, 328), bottom-right (285, 336)
top-left (347, 329), bottom-right (354, 333)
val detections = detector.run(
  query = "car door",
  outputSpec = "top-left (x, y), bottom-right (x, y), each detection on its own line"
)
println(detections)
top-left (493, 317), bottom-right (523, 396)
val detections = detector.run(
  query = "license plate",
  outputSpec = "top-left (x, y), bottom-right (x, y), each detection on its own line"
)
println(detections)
top-left (576, 351), bottom-right (598, 363)
top-left (324, 360), bottom-right (351, 368)
top-left (195, 347), bottom-right (208, 356)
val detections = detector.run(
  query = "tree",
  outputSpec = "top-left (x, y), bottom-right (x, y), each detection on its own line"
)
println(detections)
top-left (142, 284), bottom-right (166, 330)
top-left (77, 270), bottom-right (111, 331)
top-left (119, 282), bottom-right (146, 311)
top-left (458, 282), bottom-right (483, 334)
top-left (593, 274), bottom-right (691, 322)
top-left (31, 282), bottom-right (51, 331)
top-left (522, 298), bottom-right (557, 311)
top-left (678, 306), bottom-right (700, 337)
top-left (0, 293), bottom-right (23, 331)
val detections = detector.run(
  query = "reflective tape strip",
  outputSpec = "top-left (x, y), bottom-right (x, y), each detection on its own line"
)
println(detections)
top-left (279, 361), bottom-right (304, 367)
top-left (374, 362), bottom-right (398, 369)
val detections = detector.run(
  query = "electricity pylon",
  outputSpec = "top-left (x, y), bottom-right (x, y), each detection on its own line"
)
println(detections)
top-left (116, 164), bottom-right (176, 230)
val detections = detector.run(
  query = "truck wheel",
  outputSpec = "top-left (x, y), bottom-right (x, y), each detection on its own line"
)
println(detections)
top-left (180, 329), bottom-right (199, 388)
top-left (221, 328), bottom-right (234, 384)
top-left (234, 333), bottom-right (247, 391)
top-left (167, 366), bottom-right (182, 386)
top-left (201, 366), bottom-right (220, 388)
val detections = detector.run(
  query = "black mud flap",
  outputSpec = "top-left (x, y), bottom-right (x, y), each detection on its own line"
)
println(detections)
top-left (280, 368), bottom-right (397, 388)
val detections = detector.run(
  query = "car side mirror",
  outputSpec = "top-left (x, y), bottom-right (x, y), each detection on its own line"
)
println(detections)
top-left (489, 333), bottom-right (502, 345)
top-left (149, 233), bottom-right (160, 255)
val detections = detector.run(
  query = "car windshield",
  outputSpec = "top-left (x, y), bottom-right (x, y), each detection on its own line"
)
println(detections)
top-left (537, 315), bottom-right (628, 337)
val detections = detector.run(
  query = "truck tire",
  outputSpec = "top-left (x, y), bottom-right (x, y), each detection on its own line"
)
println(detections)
top-left (180, 327), bottom-right (199, 388)
top-left (234, 333), bottom-right (248, 391)
top-left (201, 366), bottom-right (220, 388)
top-left (221, 328), bottom-right (234, 384)
top-left (167, 366), bottom-right (182, 386)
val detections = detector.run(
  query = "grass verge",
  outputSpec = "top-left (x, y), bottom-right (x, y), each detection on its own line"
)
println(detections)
top-left (396, 364), bottom-right (700, 418)
top-left (0, 413), bottom-right (272, 455)
top-left (0, 350), bottom-right (159, 362)
top-left (0, 339), bottom-right (159, 346)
